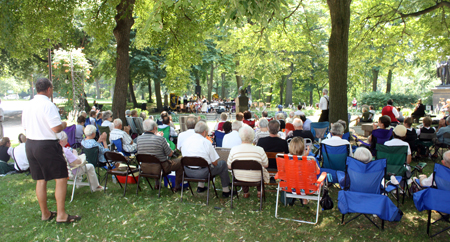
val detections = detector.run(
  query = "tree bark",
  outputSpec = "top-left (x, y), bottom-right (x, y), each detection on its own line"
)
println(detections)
top-left (386, 69), bottom-right (393, 93)
top-left (235, 61), bottom-right (243, 92)
top-left (285, 63), bottom-right (294, 107)
top-left (95, 78), bottom-right (100, 99)
top-left (279, 76), bottom-right (286, 105)
top-left (372, 67), bottom-right (379, 92)
top-left (267, 85), bottom-right (273, 103)
top-left (154, 78), bottom-right (162, 112)
top-left (112, 0), bottom-right (135, 122)
top-left (147, 78), bottom-right (153, 103)
top-left (221, 72), bottom-right (226, 99)
top-left (128, 77), bottom-right (138, 108)
top-left (207, 64), bottom-right (214, 101)
top-left (327, 0), bottom-right (351, 128)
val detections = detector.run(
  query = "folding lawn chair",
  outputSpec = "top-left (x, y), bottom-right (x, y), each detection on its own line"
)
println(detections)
top-left (310, 122), bottom-right (329, 143)
top-left (66, 156), bottom-right (92, 203)
top-left (63, 125), bottom-right (81, 149)
top-left (319, 144), bottom-right (349, 183)
top-left (338, 157), bottom-right (403, 230)
top-left (103, 151), bottom-right (140, 197)
top-left (214, 130), bottom-right (226, 147)
top-left (414, 163), bottom-right (450, 237)
top-left (135, 154), bottom-right (174, 197)
top-left (230, 160), bottom-right (265, 211)
top-left (83, 146), bottom-right (107, 184)
top-left (274, 154), bottom-right (327, 224)
top-left (158, 126), bottom-right (176, 150)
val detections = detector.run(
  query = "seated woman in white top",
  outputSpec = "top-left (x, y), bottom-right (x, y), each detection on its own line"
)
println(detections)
top-left (101, 110), bottom-right (114, 131)
top-left (59, 131), bottom-right (104, 192)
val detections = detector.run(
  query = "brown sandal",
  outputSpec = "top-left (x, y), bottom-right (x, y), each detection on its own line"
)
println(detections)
top-left (56, 214), bottom-right (82, 224)
top-left (42, 211), bottom-right (56, 221)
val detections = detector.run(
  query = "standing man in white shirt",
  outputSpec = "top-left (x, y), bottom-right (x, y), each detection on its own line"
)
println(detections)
top-left (319, 88), bottom-right (329, 122)
top-left (222, 121), bottom-right (242, 148)
top-left (22, 78), bottom-right (81, 224)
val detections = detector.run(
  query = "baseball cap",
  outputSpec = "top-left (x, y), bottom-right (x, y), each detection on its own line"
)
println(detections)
top-left (278, 105), bottom-right (283, 109)
top-left (393, 125), bottom-right (407, 137)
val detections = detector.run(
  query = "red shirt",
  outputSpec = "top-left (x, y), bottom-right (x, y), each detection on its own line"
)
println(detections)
top-left (243, 119), bottom-right (255, 128)
top-left (382, 105), bottom-right (398, 123)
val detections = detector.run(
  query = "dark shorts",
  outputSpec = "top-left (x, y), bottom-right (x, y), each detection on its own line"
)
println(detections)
top-left (26, 139), bottom-right (68, 181)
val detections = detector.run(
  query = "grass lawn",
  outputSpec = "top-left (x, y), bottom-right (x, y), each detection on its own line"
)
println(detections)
top-left (0, 156), bottom-right (448, 241)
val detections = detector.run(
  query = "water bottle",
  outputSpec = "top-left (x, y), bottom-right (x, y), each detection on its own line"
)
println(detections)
top-left (112, 175), bottom-right (117, 184)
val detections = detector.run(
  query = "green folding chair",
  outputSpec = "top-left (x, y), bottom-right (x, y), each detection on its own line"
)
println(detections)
top-left (158, 126), bottom-right (176, 150)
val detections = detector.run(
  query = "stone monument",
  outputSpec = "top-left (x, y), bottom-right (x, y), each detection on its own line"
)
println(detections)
top-left (431, 59), bottom-right (450, 107)
top-left (237, 86), bottom-right (248, 113)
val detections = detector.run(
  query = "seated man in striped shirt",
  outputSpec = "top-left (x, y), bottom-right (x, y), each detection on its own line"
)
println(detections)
top-left (228, 125), bottom-right (269, 198)
top-left (136, 119), bottom-right (183, 192)
top-left (109, 119), bottom-right (137, 153)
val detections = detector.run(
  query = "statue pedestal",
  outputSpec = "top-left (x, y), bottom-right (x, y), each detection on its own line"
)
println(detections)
top-left (431, 86), bottom-right (450, 107)
top-left (237, 95), bottom-right (248, 113)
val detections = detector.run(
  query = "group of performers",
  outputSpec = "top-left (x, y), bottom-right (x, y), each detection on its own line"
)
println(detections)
top-left (171, 94), bottom-right (236, 113)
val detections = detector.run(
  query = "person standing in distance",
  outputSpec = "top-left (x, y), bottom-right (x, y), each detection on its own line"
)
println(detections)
top-left (318, 88), bottom-right (329, 122)
top-left (22, 78), bottom-right (81, 224)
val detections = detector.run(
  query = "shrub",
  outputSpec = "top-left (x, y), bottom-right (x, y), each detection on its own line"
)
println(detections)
top-left (360, 92), bottom-right (417, 109)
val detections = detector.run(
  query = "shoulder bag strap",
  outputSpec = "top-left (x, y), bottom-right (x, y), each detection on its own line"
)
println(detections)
top-left (11, 148), bottom-right (21, 172)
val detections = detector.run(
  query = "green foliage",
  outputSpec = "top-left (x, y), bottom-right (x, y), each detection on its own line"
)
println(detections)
top-left (360, 92), bottom-right (418, 109)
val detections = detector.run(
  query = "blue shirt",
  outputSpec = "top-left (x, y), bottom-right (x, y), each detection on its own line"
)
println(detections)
top-left (81, 139), bottom-right (110, 163)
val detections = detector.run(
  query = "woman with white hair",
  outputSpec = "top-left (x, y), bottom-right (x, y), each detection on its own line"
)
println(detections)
top-left (81, 125), bottom-right (110, 164)
top-left (227, 124), bottom-right (269, 198)
top-left (253, 118), bottom-right (270, 144)
top-left (101, 110), bottom-right (114, 131)
top-left (59, 131), bottom-right (104, 192)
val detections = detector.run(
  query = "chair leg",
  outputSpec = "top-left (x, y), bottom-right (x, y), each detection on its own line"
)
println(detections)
top-left (181, 174), bottom-right (185, 203)
top-left (165, 176), bottom-right (174, 193)
top-left (427, 210), bottom-right (432, 237)
top-left (104, 173), bottom-right (108, 193)
top-left (210, 177), bottom-right (219, 198)
top-left (123, 176), bottom-right (128, 197)
top-left (230, 178), bottom-right (234, 209)
top-left (136, 175), bottom-right (141, 196)
top-left (158, 176), bottom-right (163, 198)
top-left (145, 177), bottom-right (153, 190)
top-left (275, 183), bottom-right (280, 218)
top-left (342, 214), bottom-right (345, 224)
top-left (206, 177), bottom-right (210, 206)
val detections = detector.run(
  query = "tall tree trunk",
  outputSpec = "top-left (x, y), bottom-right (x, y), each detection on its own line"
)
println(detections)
top-left (128, 78), bottom-right (138, 108)
top-left (235, 61), bottom-right (243, 93)
top-left (95, 78), bottom-right (100, 99)
top-left (279, 76), bottom-right (286, 105)
top-left (221, 72), bottom-right (226, 99)
top-left (386, 69), bottom-right (393, 93)
top-left (207, 64), bottom-right (214, 101)
top-left (285, 63), bottom-right (294, 107)
top-left (29, 78), bottom-right (34, 99)
top-left (267, 85), bottom-right (273, 103)
top-left (147, 78), bottom-right (153, 103)
top-left (193, 69), bottom-right (200, 98)
top-left (310, 90), bottom-right (313, 107)
top-left (327, 0), bottom-right (351, 128)
top-left (372, 67), bottom-right (379, 92)
top-left (112, 0), bottom-right (135, 122)
top-left (154, 78), bottom-right (162, 111)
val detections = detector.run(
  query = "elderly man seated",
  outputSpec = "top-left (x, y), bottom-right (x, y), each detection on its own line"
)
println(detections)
top-left (177, 116), bottom-right (198, 150)
top-left (8, 134), bottom-right (30, 172)
top-left (222, 121), bottom-right (242, 148)
top-left (228, 125), bottom-right (269, 198)
top-left (181, 121), bottom-right (233, 198)
top-left (109, 118), bottom-right (137, 153)
top-left (81, 125), bottom-right (110, 164)
top-left (417, 150), bottom-right (450, 186)
top-left (321, 123), bottom-right (353, 156)
top-left (59, 131), bottom-right (104, 192)
top-left (286, 118), bottom-right (314, 141)
top-left (384, 125), bottom-right (412, 164)
top-left (137, 119), bottom-right (183, 191)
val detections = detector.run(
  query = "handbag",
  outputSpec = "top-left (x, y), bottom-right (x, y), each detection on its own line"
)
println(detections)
top-left (320, 187), bottom-right (334, 210)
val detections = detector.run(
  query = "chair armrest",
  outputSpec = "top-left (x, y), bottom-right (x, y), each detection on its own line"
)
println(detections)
top-left (69, 161), bottom-right (88, 170)
top-left (317, 172), bottom-right (327, 183)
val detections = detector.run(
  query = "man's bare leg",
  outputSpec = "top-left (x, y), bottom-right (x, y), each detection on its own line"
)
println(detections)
top-left (36, 180), bottom-right (51, 220)
top-left (54, 178), bottom-right (68, 222)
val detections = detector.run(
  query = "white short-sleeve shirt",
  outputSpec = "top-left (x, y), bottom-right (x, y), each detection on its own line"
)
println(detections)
top-left (384, 138), bottom-right (411, 155)
top-left (181, 133), bottom-right (219, 164)
top-left (22, 95), bottom-right (62, 140)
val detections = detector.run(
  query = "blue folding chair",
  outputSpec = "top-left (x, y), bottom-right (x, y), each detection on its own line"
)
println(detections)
top-left (414, 163), bottom-right (450, 237)
top-left (319, 144), bottom-right (349, 183)
top-left (338, 157), bottom-right (403, 230)
top-left (354, 128), bottom-right (393, 156)
top-left (112, 138), bottom-right (136, 157)
top-left (310, 122), bottom-right (329, 143)
top-left (214, 130), bottom-right (226, 147)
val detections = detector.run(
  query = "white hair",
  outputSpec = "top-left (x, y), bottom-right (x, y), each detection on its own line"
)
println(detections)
top-left (125, 110), bottom-right (131, 115)
top-left (194, 121), bottom-right (209, 134)
top-left (259, 118), bottom-right (269, 128)
top-left (232, 121), bottom-right (242, 131)
top-left (446, 116), bottom-right (450, 124)
top-left (103, 111), bottom-right (112, 120)
top-left (58, 131), bottom-right (68, 141)
top-left (323, 88), bottom-right (328, 95)
top-left (289, 111), bottom-right (295, 118)
top-left (331, 123), bottom-right (344, 136)
top-left (239, 124), bottom-right (255, 143)
top-left (84, 125), bottom-right (97, 136)
top-left (113, 118), bottom-right (122, 127)
top-left (292, 118), bottom-right (303, 128)
top-left (277, 113), bottom-right (285, 120)
top-left (143, 119), bottom-right (156, 132)
top-left (354, 147), bottom-right (372, 163)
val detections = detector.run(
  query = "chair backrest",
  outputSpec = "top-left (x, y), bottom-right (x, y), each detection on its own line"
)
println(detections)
top-left (310, 122), bottom-right (329, 142)
top-left (342, 132), bottom-right (350, 141)
top-left (231, 159), bottom-right (263, 171)
top-left (285, 123), bottom-right (294, 135)
top-left (98, 126), bottom-right (111, 146)
top-left (133, 117), bottom-right (144, 135)
top-left (433, 163), bottom-right (450, 191)
top-left (215, 147), bottom-right (231, 163)
top-left (419, 132), bottom-right (436, 140)
top-left (376, 144), bottom-right (408, 178)
top-left (372, 128), bottom-right (393, 145)
top-left (320, 144), bottom-right (349, 172)
top-left (345, 156), bottom-right (386, 194)
top-left (136, 154), bottom-right (161, 164)
top-left (63, 125), bottom-right (77, 147)
top-left (158, 126), bottom-right (171, 141)
top-left (181, 157), bottom-right (210, 170)
top-left (126, 117), bottom-right (138, 134)
top-left (104, 151), bottom-right (128, 169)
top-left (275, 154), bottom-right (319, 195)
top-left (439, 132), bottom-right (450, 144)
top-left (214, 130), bottom-right (226, 147)
top-left (83, 146), bottom-right (100, 167)
top-left (112, 139), bottom-right (125, 153)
